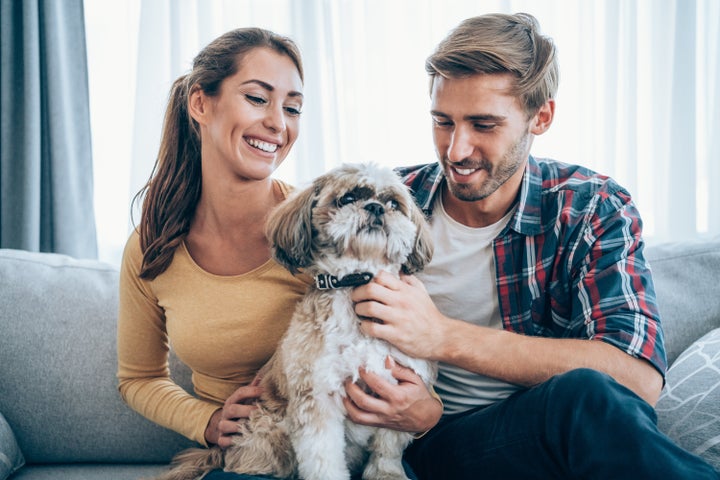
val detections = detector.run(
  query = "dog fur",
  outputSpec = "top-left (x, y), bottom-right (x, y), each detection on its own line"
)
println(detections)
top-left (153, 163), bottom-right (436, 480)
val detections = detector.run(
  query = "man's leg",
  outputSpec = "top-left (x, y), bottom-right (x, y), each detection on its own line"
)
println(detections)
top-left (405, 368), bottom-right (719, 480)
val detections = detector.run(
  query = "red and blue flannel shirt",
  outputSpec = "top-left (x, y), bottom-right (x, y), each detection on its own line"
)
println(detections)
top-left (396, 156), bottom-right (667, 377)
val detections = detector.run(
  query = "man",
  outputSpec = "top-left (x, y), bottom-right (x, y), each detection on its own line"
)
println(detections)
top-left (345, 12), bottom-right (719, 479)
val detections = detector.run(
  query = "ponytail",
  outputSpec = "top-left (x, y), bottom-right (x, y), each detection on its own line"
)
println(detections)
top-left (132, 75), bottom-right (202, 279)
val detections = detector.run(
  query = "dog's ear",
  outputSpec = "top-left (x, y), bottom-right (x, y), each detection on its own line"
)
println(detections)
top-left (265, 184), bottom-right (318, 274)
top-left (402, 202), bottom-right (434, 275)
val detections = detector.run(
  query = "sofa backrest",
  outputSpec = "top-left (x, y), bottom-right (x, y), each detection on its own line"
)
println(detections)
top-left (645, 236), bottom-right (720, 366)
top-left (0, 249), bottom-right (196, 465)
top-left (1, 237), bottom-right (717, 462)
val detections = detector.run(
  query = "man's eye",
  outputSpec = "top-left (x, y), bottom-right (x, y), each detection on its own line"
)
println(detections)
top-left (337, 193), bottom-right (356, 206)
top-left (432, 118), bottom-right (453, 128)
top-left (475, 123), bottom-right (496, 131)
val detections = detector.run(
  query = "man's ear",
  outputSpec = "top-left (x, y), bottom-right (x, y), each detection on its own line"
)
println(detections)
top-left (530, 99), bottom-right (555, 135)
top-left (187, 86), bottom-right (209, 125)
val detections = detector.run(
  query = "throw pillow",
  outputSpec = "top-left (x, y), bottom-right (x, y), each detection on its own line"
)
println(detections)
top-left (656, 327), bottom-right (720, 471)
top-left (0, 413), bottom-right (24, 480)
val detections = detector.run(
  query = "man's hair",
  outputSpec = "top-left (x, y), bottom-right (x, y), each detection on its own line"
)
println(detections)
top-left (426, 12), bottom-right (559, 116)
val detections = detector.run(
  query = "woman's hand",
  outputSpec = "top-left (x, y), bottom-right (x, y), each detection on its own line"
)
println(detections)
top-left (204, 377), bottom-right (264, 448)
top-left (343, 356), bottom-right (442, 434)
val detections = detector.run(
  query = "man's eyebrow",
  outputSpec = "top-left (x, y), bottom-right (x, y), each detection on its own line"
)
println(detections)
top-left (241, 79), bottom-right (304, 98)
top-left (466, 114), bottom-right (506, 122)
top-left (430, 111), bottom-right (506, 122)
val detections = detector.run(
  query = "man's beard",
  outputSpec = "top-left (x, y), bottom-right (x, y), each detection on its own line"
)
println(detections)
top-left (443, 130), bottom-right (531, 202)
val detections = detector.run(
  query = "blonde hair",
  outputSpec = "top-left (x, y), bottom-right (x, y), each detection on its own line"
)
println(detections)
top-left (426, 12), bottom-right (558, 116)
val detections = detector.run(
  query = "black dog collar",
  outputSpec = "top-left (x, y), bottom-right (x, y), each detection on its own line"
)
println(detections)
top-left (315, 272), bottom-right (374, 290)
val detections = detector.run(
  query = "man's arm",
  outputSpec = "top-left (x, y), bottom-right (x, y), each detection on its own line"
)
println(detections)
top-left (352, 272), bottom-right (663, 405)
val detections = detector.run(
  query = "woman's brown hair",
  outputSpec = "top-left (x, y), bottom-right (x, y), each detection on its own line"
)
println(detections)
top-left (132, 28), bottom-right (304, 280)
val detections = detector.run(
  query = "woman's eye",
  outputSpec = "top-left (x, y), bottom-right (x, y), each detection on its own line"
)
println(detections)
top-left (245, 94), bottom-right (267, 105)
top-left (284, 106), bottom-right (302, 116)
top-left (337, 193), bottom-right (356, 206)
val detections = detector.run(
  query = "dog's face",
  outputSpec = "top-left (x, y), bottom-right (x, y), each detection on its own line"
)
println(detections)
top-left (266, 163), bottom-right (433, 275)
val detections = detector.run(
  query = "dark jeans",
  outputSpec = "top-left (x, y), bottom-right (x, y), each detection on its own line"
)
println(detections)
top-left (404, 368), bottom-right (719, 480)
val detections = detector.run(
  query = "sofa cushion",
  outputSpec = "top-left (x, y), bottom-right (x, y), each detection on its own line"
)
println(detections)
top-left (0, 249), bottom-right (196, 465)
top-left (7, 463), bottom-right (169, 480)
top-left (644, 236), bottom-right (720, 366)
top-left (656, 328), bottom-right (720, 471)
top-left (0, 413), bottom-right (24, 480)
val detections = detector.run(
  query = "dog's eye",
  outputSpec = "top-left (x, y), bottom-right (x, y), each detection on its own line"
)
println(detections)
top-left (386, 199), bottom-right (399, 210)
top-left (337, 193), bottom-right (356, 206)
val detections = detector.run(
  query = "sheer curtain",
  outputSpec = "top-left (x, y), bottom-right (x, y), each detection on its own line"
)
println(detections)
top-left (85, 0), bottom-right (720, 265)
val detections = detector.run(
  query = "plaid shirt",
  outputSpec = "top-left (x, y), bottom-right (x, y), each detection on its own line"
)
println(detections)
top-left (396, 157), bottom-right (667, 377)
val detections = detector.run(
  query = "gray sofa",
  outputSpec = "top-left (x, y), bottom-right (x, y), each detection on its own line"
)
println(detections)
top-left (1, 237), bottom-right (720, 479)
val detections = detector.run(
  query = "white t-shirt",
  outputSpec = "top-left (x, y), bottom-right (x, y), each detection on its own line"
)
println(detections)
top-left (417, 194), bottom-right (521, 414)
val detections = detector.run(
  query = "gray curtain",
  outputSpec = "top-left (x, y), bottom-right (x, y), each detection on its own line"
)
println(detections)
top-left (0, 0), bottom-right (97, 259)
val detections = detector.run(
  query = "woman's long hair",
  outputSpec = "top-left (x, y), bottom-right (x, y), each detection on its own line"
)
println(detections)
top-left (132, 28), bottom-right (304, 280)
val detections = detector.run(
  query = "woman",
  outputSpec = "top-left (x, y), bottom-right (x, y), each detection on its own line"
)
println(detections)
top-left (118, 27), bottom-right (440, 480)
top-left (117, 28), bottom-right (308, 479)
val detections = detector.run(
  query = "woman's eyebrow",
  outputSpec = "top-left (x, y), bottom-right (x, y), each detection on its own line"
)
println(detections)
top-left (241, 79), bottom-right (303, 98)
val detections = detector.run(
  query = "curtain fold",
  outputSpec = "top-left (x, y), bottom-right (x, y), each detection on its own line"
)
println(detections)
top-left (0, 0), bottom-right (97, 258)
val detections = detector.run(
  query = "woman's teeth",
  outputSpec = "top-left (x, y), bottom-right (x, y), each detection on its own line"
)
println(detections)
top-left (247, 138), bottom-right (278, 153)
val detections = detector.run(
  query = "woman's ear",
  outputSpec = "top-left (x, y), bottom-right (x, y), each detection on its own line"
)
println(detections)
top-left (530, 99), bottom-right (555, 135)
top-left (187, 86), bottom-right (209, 125)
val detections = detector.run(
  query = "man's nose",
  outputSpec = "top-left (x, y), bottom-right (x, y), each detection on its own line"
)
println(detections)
top-left (447, 127), bottom-right (474, 162)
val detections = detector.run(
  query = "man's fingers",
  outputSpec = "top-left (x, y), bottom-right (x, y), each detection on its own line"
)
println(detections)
top-left (372, 270), bottom-right (404, 289)
top-left (386, 356), bottom-right (422, 384)
top-left (358, 316), bottom-right (393, 342)
top-left (344, 379), bottom-right (387, 416)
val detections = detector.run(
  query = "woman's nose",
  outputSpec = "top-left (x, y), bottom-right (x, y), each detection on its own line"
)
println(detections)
top-left (263, 105), bottom-right (286, 133)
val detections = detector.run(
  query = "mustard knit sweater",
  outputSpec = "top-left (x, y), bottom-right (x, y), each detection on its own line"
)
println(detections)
top-left (117, 187), bottom-right (309, 445)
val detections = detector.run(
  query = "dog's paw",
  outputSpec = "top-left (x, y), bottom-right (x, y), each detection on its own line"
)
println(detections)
top-left (362, 462), bottom-right (409, 480)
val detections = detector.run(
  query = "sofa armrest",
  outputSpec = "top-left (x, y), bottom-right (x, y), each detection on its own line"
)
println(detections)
top-left (0, 412), bottom-right (24, 480)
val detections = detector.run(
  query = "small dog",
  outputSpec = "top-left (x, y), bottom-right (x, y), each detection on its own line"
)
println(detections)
top-left (155, 163), bottom-right (436, 480)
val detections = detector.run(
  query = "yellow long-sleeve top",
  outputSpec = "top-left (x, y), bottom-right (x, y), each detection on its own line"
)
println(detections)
top-left (117, 184), bottom-right (310, 446)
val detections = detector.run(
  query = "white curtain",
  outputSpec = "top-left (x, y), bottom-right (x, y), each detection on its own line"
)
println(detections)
top-left (85, 0), bottom-right (720, 265)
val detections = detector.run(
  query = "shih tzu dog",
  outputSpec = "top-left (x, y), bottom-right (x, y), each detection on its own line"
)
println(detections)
top-left (154, 163), bottom-right (436, 480)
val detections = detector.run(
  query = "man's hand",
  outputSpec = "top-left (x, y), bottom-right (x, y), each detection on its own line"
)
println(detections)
top-left (352, 271), bottom-right (449, 360)
top-left (204, 376), bottom-right (263, 448)
top-left (343, 356), bottom-right (442, 434)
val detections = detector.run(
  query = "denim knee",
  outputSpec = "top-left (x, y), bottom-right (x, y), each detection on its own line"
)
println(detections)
top-left (543, 368), bottom-right (656, 435)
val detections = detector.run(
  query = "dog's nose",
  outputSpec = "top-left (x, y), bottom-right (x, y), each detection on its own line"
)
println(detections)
top-left (364, 202), bottom-right (385, 216)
